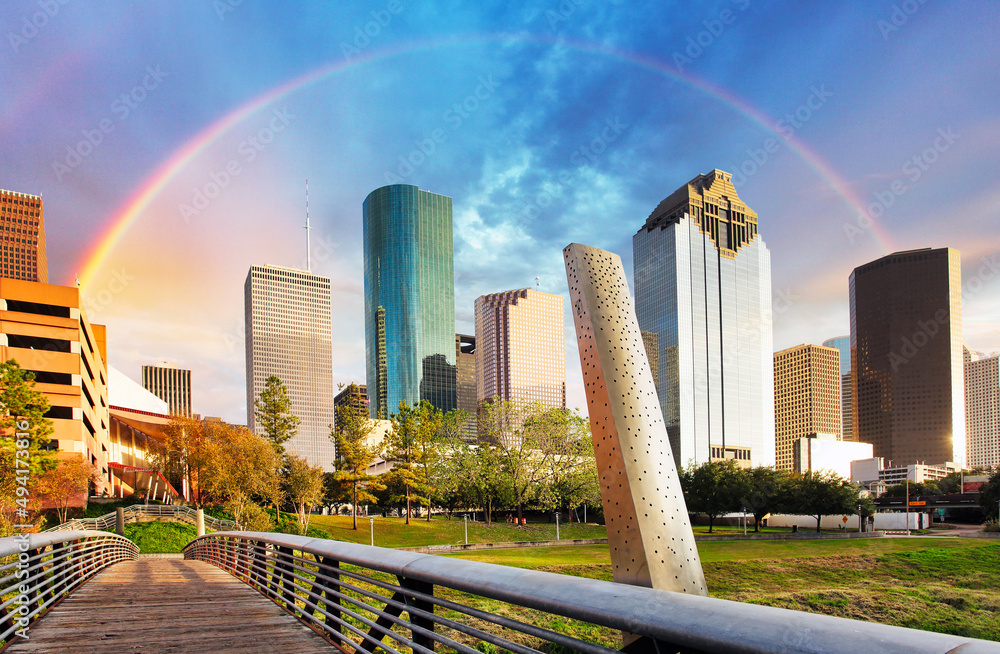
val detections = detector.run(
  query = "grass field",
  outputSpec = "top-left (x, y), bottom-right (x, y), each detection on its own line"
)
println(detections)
top-left (308, 514), bottom-right (608, 548)
top-left (448, 538), bottom-right (1000, 641)
top-left (113, 521), bottom-right (200, 553)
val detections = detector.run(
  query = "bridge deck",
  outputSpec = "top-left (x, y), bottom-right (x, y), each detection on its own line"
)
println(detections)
top-left (7, 558), bottom-right (333, 653)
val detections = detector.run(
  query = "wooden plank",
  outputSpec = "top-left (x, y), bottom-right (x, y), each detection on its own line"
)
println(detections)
top-left (6, 559), bottom-right (334, 653)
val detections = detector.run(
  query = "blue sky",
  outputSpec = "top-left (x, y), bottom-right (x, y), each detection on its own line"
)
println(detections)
top-left (2, 1), bottom-right (998, 422)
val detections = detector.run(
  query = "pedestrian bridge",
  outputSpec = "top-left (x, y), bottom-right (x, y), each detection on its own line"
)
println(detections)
top-left (1, 530), bottom-right (998, 654)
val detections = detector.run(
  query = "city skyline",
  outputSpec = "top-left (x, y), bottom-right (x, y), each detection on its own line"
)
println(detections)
top-left (2, 3), bottom-right (998, 424)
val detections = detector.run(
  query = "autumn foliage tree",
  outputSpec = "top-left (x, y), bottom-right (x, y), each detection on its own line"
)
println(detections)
top-left (201, 422), bottom-right (283, 528)
top-left (36, 457), bottom-right (98, 523)
top-left (284, 454), bottom-right (324, 535)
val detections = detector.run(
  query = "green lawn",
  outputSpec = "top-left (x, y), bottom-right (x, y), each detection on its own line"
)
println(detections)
top-left (112, 521), bottom-right (200, 553)
top-left (308, 514), bottom-right (608, 548)
top-left (448, 538), bottom-right (1000, 641)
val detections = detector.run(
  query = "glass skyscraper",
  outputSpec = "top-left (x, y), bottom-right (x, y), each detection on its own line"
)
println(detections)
top-left (245, 264), bottom-right (335, 471)
top-left (633, 169), bottom-right (774, 468)
top-left (363, 184), bottom-right (456, 419)
top-left (849, 248), bottom-right (965, 466)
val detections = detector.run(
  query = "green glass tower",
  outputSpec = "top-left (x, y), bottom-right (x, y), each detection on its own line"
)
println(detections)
top-left (363, 184), bottom-right (456, 419)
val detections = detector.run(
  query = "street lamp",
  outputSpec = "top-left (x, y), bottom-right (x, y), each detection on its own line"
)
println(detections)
top-left (463, 515), bottom-right (468, 545)
top-left (369, 516), bottom-right (374, 547)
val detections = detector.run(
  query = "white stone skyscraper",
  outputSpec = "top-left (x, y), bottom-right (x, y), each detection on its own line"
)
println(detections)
top-left (245, 264), bottom-right (335, 471)
top-left (633, 169), bottom-right (774, 468)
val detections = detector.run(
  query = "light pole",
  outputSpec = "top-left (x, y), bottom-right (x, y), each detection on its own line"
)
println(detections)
top-left (555, 511), bottom-right (560, 541)
top-left (905, 478), bottom-right (910, 535)
top-left (858, 504), bottom-right (863, 533)
top-left (463, 515), bottom-right (468, 545)
top-left (369, 516), bottom-right (374, 547)
top-left (742, 507), bottom-right (747, 535)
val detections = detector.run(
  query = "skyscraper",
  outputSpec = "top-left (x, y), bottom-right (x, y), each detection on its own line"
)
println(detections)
top-left (0, 189), bottom-right (47, 283)
top-left (363, 184), bottom-right (455, 419)
top-left (634, 169), bottom-right (774, 468)
top-left (474, 288), bottom-right (566, 410)
top-left (822, 335), bottom-right (853, 441)
top-left (142, 363), bottom-right (192, 416)
top-left (773, 344), bottom-right (842, 470)
top-left (455, 334), bottom-right (478, 441)
top-left (965, 349), bottom-right (999, 468)
top-left (849, 248), bottom-right (964, 466)
top-left (245, 264), bottom-right (335, 471)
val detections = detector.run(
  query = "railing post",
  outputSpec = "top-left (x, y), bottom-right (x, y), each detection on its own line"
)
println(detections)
top-left (400, 576), bottom-right (435, 651)
top-left (323, 558), bottom-right (343, 644)
top-left (195, 509), bottom-right (205, 538)
top-left (275, 546), bottom-right (295, 610)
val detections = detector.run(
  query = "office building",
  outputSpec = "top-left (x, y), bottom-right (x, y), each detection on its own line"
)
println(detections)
top-left (334, 383), bottom-right (367, 414)
top-left (849, 248), bottom-right (965, 466)
top-left (455, 334), bottom-right (478, 441)
top-left (363, 184), bottom-right (455, 419)
top-left (823, 335), bottom-right (853, 441)
top-left (0, 189), bottom-right (47, 283)
top-left (633, 169), bottom-right (774, 468)
top-left (774, 344), bottom-right (842, 470)
top-left (793, 436), bottom-right (873, 478)
top-left (475, 288), bottom-right (566, 410)
top-left (965, 349), bottom-right (1000, 468)
top-left (0, 278), bottom-right (109, 489)
top-left (851, 457), bottom-right (960, 487)
top-left (142, 362), bottom-right (192, 417)
top-left (245, 264), bottom-right (335, 471)
top-left (108, 365), bottom-right (183, 502)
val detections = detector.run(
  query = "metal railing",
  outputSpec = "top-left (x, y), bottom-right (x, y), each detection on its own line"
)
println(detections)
top-left (44, 504), bottom-right (239, 533)
top-left (0, 530), bottom-right (137, 642)
top-left (185, 532), bottom-right (1000, 654)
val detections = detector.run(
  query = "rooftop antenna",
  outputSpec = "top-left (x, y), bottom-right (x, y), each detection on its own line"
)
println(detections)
top-left (305, 179), bottom-right (312, 272)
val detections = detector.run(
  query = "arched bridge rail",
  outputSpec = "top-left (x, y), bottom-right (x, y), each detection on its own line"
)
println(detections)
top-left (185, 531), bottom-right (1000, 654)
top-left (0, 530), bottom-right (137, 642)
top-left (44, 503), bottom-right (239, 533)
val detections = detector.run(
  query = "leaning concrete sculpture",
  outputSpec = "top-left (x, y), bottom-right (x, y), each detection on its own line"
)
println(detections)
top-left (563, 242), bottom-right (706, 595)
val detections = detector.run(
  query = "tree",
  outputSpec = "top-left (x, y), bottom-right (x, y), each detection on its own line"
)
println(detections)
top-left (787, 471), bottom-right (860, 532)
top-left (742, 466), bottom-right (790, 532)
top-left (253, 375), bottom-right (299, 521)
top-left (0, 360), bottom-right (56, 534)
top-left (427, 409), bottom-right (470, 519)
top-left (201, 423), bottom-right (283, 528)
top-left (331, 384), bottom-right (386, 529)
top-left (482, 399), bottom-right (559, 524)
top-left (980, 467), bottom-right (1000, 522)
top-left (36, 458), bottom-right (98, 523)
top-left (444, 438), bottom-right (509, 525)
top-left (155, 416), bottom-right (211, 506)
top-left (535, 410), bottom-right (599, 523)
top-left (254, 375), bottom-right (299, 457)
top-left (680, 460), bottom-right (749, 533)
top-left (284, 455), bottom-right (324, 535)
top-left (384, 401), bottom-right (441, 524)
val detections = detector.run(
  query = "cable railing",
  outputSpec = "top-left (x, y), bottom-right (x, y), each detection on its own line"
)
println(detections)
top-left (184, 532), bottom-right (1000, 654)
top-left (44, 504), bottom-right (239, 533)
top-left (0, 530), bottom-right (137, 643)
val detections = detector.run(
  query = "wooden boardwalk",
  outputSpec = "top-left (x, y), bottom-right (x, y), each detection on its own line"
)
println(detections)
top-left (7, 558), bottom-right (334, 653)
